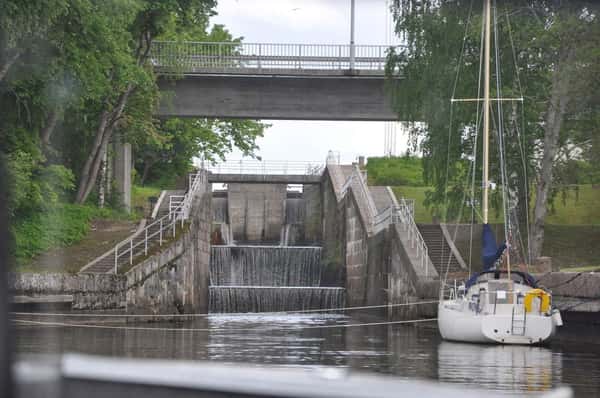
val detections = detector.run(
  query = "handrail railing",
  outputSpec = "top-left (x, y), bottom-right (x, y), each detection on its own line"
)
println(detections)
top-left (150, 41), bottom-right (399, 72)
top-left (393, 197), bottom-right (430, 277)
top-left (111, 171), bottom-right (207, 274)
top-left (206, 160), bottom-right (324, 176)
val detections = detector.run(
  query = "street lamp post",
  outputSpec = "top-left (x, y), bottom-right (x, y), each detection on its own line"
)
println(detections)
top-left (350, 0), bottom-right (355, 70)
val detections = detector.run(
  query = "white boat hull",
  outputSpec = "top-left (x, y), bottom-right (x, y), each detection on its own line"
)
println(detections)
top-left (438, 302), bottom-right (558, 345)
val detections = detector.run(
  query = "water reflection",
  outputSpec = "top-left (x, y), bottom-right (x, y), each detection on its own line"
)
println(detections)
top-left (14, 314), bottom-right (600, 397)
top-left (438, 342), bottom-right (559, 393)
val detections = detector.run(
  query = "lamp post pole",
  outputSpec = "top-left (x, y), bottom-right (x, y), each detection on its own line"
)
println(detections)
top-left (350, 0), bottom-right (355, 70)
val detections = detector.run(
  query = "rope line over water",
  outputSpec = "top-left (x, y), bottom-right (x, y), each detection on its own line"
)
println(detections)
top-left (11, 300), bottom-right (440, 318)
top-left (12, 317), bottom-right (438, 332)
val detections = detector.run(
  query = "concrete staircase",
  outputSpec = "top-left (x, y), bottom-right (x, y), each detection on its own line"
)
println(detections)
top-left (368, 186), bottom-right (394, 213)
top-left (81, 189), bottom-right (187, 274)
top-left (417, 224), bottom-right (464, 276)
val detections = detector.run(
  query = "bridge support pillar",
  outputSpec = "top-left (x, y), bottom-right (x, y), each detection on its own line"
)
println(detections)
top-left (113, 141), bottom-right (132, 213)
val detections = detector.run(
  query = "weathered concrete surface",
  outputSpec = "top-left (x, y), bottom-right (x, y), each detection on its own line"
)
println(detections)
top-left (156, 75), bottom-right (399, 121)
top-left (537, 272), bottom-right (600, 299)
top-left (344, 192), bottom-right (369, 307)
top-left (209, 173), bottom-right (321, 185)
top-left (388, 225), bottom-right (439, 320)
top-left (227, 183), bottom-right (286, 243)
top-left (126, 181), bottom-right (212, 314)
top-left (320, 168), bottom-right (346, 286)
top-left (113, 141), bottom-right (132, 213)
top-left (303, 184), bottom-right (322, 244)
top-left (9, 272), bottom-right (125, 310)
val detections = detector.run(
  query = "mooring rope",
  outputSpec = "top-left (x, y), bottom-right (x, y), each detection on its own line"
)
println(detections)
top-left (12, 317), bottom-right (438, 332)
top-left (11, 300), bottom-right (440, 318)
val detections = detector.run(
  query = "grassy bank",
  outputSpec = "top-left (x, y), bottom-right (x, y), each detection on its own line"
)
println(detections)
top-left (12, 184), bottom-right (161, 271)
top-left (392, 185), bottom-right (600, 269)
top-left (392, 184), bottom-right (600, 225)
top-left (12, 203), bottom-right (130, 267)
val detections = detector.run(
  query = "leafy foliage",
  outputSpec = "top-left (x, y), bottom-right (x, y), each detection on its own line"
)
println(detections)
top-left (386, 0), bottom-right (600, 226)
top-left (366, 156), bottom-right (425, 186)
top-left (1, 0), bottom-right (267, 262)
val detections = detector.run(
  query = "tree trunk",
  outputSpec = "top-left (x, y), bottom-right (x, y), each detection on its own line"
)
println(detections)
top-left (0, 50), bottom-right (22, 82)
top-left (140, 158), bottom-right (155, 186)
top-left (98, 148), bottom-right (108, 208)
top-left (75, 110), bottom-right (111, 203)
top-left (530, 48), bottom-right (574, 260)
top-left (40, 109), bottom-right (60, 148)
top-left (75, 85), bottom-right (133, 204)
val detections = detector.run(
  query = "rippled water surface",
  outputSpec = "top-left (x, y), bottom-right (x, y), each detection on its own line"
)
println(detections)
top-left (14, 313), bottom-right (600, 397)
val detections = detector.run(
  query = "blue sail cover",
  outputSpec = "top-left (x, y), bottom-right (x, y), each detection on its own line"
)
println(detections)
top-left (482, 224), bottom-right (506, 270)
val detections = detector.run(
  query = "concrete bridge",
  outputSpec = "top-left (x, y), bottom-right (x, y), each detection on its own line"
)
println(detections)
top-left (151, 41), bottom-right (401, 120)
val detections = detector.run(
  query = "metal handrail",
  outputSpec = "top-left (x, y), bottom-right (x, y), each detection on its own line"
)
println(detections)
top-left (112, 171), bottom-right (207, 274)
top-left (393, 197), bottom-right (430, 277)
top-left (206, 160), bottom-right (325, 176)
top-left (150, 41), bottom-right (399, 72)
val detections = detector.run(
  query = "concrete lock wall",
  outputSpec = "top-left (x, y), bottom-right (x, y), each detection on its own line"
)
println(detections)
top-left (302, 184), bottom-right (322, 244)
top-left (9, 272), bottom-right (126, 310)
top-left (126, 180), bottom-right (212, 314)
top-left (227, 183), bottom-right (286, 243)
top-left (344, 193), bottom-right (369, 307)
top-left (388, 225), bottom-right (439, 320)
top-left (320, 171), bottom-right (346, 286)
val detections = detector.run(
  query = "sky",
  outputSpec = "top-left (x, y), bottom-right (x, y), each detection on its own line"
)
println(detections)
top-left (210, 0), bottom-right (408, 164)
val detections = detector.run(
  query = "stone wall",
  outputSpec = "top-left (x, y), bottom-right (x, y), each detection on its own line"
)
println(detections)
top-left (227, 183), bottom-right (286, 243)
top-left (320, 169), bottom-right (345, 286)
top-left (303, 184), bottom-right (322, 244)
top-left (125, 180), bottom-right (212, 314)
top-left (388, 225), bottom-right (438, 320)
top-left (344, 192), bottom-right (369, 307)
top-left (9, 272), bottom-right (125, 310)
top-left (365, 228), bottom-right (389, 308)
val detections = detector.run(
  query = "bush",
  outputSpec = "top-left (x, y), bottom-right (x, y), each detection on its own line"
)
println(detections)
top-left (366, 156), bottom-right (425, 186)
top-left (11, 202), bottom-right (125, 266)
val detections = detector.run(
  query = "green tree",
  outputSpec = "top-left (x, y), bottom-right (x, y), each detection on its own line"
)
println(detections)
top-left (387, 0), bottom-right (600, 259)
top-left (134, 118), bottom-right (267, 186)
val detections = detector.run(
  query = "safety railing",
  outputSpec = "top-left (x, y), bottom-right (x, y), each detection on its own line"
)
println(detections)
top-left (150, 41), bottom-right (397, 72)
top-left (206, 160), bottom-right (325, 176)
top-left (393, 197), bottom-right (430, 277)
top-left (169, 195), bottom-right (185, 219)
top-left (111, 171), bottom-right (207, 274)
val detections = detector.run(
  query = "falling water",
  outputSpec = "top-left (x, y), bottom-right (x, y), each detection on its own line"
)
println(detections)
top-left (210, 246), bottom-right (322, 286)
top-left (212, 197), bottom-right (229, 224)
top-left (209, 286), bottom-right (346, 313)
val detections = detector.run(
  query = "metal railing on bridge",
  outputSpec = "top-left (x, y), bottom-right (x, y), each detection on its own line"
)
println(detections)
top-left (151, 41), bottom-right (397, 74)
top-left (205, 160), bottom-right (325, 176)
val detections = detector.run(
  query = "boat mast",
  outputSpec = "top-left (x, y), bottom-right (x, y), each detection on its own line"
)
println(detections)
top-left (482, 0), bottom-right (510, 279)
top-left (482, 0), bottom-right (491, 227)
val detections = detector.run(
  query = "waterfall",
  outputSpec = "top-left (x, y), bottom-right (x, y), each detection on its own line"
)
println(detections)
top-left (209, 286), bottom-right (345, 313)
top-left (209, 192), bottom-right (344, 314)
top-left (212, 197), bottom-right (228, 224)
top-left (210, 246), bottom-right (322, 286)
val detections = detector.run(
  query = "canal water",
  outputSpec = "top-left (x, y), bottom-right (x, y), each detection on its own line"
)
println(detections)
top-left (14, 313), bottom-right (600, 397)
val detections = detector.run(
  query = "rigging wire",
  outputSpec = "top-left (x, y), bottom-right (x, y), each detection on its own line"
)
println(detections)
top-left (10, 300), bottom-right (440, 319)
top-left (467, 14), bottom-right (487, 275)
top-left (12, 317), bottom-right (439, 333)
top-left (441, 0), bottom-right (476, 286)
top-left (493, 0), bottom-right (512, 271)
top-left (505, 2), bottom-right (532, 267)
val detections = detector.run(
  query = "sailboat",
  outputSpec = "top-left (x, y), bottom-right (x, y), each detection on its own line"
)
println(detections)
top-left (437, 0), bottom-right (563, 344)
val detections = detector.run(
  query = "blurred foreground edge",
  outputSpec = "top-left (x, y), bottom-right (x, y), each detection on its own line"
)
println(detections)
top-left (15, 353), bottom-right (572, 398)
